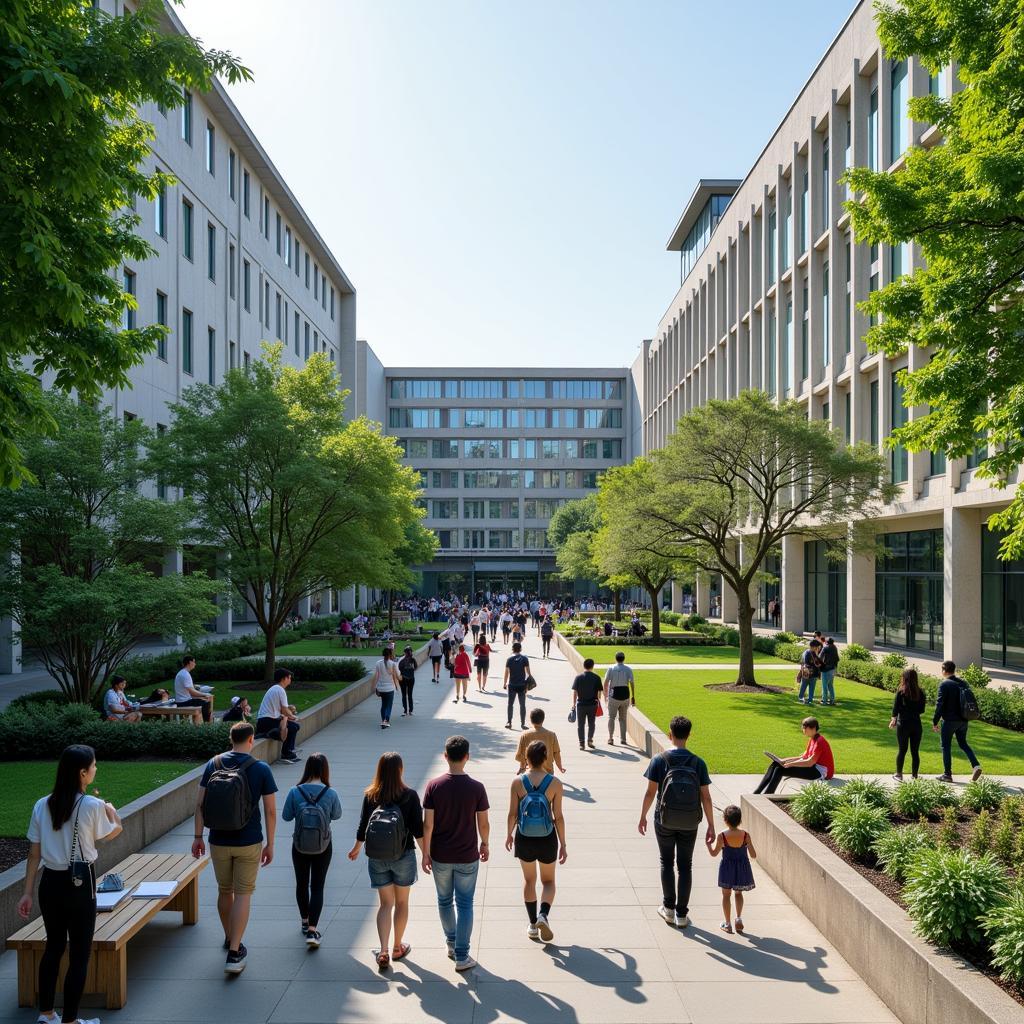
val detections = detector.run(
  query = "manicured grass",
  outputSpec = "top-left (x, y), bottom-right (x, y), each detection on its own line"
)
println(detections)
top-left (277, 636), bottom-right (432, 658)
top-left (0, 762), bottom-right (194, 839)
top-left (632, 668), bottom-right (1024, 775)
top-left (211, 679), bottom-right (357, 714)
top-left (573, 644), bottom-right (787, 665)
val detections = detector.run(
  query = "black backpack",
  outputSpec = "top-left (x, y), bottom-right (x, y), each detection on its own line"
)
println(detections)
top-left (959, 682), bottom-right (981, 721)
top-left (202, 754), bottom-right (257, 832)
top-left (658, 756), bottom-right (702, 829)
top-left (364, 803), bottom-right (408, 861)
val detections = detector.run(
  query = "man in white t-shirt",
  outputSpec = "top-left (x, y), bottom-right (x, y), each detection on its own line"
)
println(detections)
top-left (256, 668), bottom-right (301, 764)
top-left (174, 654), bottom-right (212, 722)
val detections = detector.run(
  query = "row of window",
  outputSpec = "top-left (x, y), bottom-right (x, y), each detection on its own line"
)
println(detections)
top-left (389, 378), bottom-right (623, 400)
top-left (389, 408), bottom-right (623, 430)
top-left (398, 438), bottom-right (623, 460)
top-left (420, 470), bottom-right (600, 490)
top-left (425, 498), bottom-right (567, 520)
top-left (433, 530), bottom-right (551, 551)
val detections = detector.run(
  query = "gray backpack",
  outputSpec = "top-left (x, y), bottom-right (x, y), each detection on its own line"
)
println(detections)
top-left (293, 785), bottom-right (332, 855)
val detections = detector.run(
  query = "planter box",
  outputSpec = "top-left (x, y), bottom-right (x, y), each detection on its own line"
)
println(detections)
top-left (740, 794), bottom-right (1024, 1024)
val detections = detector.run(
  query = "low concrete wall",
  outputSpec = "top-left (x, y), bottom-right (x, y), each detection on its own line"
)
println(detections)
top-left (0, 645), bottom-right (428, 942)
top-left (741, 794), bottom-right (1024, 1024)
top-left (554, 630), bottom-right (584, 673)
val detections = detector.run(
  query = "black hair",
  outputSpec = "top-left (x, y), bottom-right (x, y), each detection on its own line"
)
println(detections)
top-left (583, 658), bottom-right (595, 669)
top-left (47, 745), bottom-right (95, 830)
top-left (615, 651), bottom-right (626, 662)
top-left (512, 642), bottom-right (522, 653)
top-left (526, 741), bottom-right (547, 768)
top-left (669, 715), bottom-right (692, 740)
top-left (273, 667), bottom-right (292, 683)
top-left (300, 752), bottom-right (330, 787)
top-left (801, 716), bottom-right (820, 732)
top-left (110, 675), bottom-right (127, 689)
top-left (445, 735), bottom-right (470, 762)
top-left (181, 654), bottom-right (195, 667)
top-left (723, 805), bottom-right (742, 828)
top-left (530, 708), bottom-right (545, 724)
top-left (230, 722), bottom-right (255, 745)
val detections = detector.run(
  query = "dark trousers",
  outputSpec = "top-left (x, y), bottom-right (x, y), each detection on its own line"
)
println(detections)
top-left (177, 696), bottom-right (212, 722)
top-left (400, 678), bottom-right (415, 713)
top-left (896, 719), bottom-right (923, 776)
top-left (541, 637), bottom-right (552, 656)
top-left (257, 716), bottom-right (299, 756)
top-left (489, 623), bottom-right (497, 640)
top-left (507, 687), bottom-right (526, 727)
top-left (292, 843), bottom-right (332, 928)
top-left (654, 825), bottom-right (697, 915)
top-left (38, 866), bottom-right (96, 1022)
top-left (576, 703), bottom-right (596, 744)
top-left (940, 719), bottom-right (979, 775)
top-left (753, 763), bottom-right (821, 794)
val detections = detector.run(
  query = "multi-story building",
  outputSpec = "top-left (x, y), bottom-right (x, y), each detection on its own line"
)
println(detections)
top-left (640, 0), bottom-right (1023, 670)
top-left (384, 369), bottom-right (637, 597)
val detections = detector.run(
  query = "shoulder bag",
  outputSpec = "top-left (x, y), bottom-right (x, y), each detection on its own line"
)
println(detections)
top-left (69, 797), bottom-right (92, 889)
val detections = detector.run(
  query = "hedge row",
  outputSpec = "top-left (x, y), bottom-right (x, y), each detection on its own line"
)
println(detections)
top-left (566, 635), bottom-right (725, 648)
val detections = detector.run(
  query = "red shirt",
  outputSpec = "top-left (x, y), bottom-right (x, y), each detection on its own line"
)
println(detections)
top-left (474, 643), bottom-right (491, 659)
top-left (453, 651), bottom-right (472, 678)
top-left (804, 734), bottom-right (834, 779)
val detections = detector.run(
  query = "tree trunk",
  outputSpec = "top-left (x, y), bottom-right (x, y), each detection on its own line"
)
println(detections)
top-left (648, 588), bottom-right (661, 639)
top-left (613, 590), bottom-right (621, 620)
top-left (387, 589), bottom-right (394, 630)
top-left (262, 626), bottom-right (277, 683)
top-left (735, 588), bottom-right (757, 686)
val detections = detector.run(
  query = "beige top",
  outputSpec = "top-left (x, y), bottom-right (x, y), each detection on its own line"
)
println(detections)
top-left (515, 726), bottom-right (561, 772)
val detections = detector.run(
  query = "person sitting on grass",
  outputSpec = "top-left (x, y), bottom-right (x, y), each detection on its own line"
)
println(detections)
top-left (752, 717), bottom-right (834, 795)
top-left (104, 675), bottom-right (142, 723)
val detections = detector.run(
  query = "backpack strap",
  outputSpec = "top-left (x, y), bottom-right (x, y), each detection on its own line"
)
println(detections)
top-left (536, 774), bottom-right (554, 796)
top-left (520, 773), bottom-right (535, 794)
top-left (300, 784), bottom-right (326, 806)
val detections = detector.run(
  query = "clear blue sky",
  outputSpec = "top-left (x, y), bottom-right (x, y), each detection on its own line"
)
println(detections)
top-left (178, 0), bottom-right (855, 369)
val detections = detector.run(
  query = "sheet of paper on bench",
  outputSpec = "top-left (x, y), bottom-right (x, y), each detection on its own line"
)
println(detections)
top-left (96, 890), bottom-right (131, 912)
top-left (132, 881), bottom-right (177, 899)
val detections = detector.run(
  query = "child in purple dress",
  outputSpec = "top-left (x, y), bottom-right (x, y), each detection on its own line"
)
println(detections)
top-left (706, 804), bottom-right (757, 933)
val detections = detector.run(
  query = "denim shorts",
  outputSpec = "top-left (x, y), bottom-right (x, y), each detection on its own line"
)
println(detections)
top-left (368, 848), bottom-right (417, 889)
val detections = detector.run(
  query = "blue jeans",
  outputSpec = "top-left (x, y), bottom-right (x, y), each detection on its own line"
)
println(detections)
top-left (820, 670), bottom-right (835, 704)
top-left (379, 690), bottom-right (394, 723)
top-left (430, 860), bottom-right (479, 961)
top-left (797, 676), bottom-right (817, 703)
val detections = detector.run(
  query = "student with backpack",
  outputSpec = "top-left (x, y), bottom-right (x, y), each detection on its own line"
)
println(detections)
top-left (347, 752), bottom-right (425, 971)
top-left (505, 740), bottom-right (567, 942)
top-left (192, 722), bottom-right (278, 974)
top-left (398, 646), bottom-right (418, 716)
top-left (282, 753), bottom-right (342, 948)
top-left (638, 715), bottom-right (714, 928)
top-left (503, 642), bottom-right (532, 730)
top-left (539, 617), bottom-right (554, 658)
top-left (932, 660), bottom-right (983, 783)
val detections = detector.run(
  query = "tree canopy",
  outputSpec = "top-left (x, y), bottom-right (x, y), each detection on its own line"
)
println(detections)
top-left (0, 0), bottom-right (250, 486)
top-left (846, 0), bottom-right (1024, 557)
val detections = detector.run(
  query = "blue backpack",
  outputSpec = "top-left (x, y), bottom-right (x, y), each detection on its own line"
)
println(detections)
top-left (517, 774), bottom-right (554, 837)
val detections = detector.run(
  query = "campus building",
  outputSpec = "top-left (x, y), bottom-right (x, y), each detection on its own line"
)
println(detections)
top-left (640, 0), bottom-right (1023, 670)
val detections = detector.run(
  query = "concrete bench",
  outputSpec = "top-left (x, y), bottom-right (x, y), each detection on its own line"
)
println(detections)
top-left (8, 852), bottom-right (207, 1010)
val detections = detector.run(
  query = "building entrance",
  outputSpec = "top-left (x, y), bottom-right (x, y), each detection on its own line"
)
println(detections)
top-left (475, 571), bottom-right (542, 601)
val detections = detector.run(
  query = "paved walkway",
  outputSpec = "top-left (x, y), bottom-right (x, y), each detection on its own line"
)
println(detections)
top-left (0, 632), bottom-right (902, 1023)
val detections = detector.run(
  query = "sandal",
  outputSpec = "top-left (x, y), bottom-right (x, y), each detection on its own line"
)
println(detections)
top-left (735, 918), bottom-right (744, 934)
top-left (376, 950), bottom-right (390, 971)
top-left (720, 922), bottom-right (733, 934)
top-left (392, 942), bottom-right (412, 961)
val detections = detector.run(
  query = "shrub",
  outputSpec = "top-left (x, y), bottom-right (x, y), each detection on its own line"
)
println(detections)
top-left (984, 884), bottom-right (1024, 986)
top-left (961, 776), bottom-right (1005, 813)
top-left (837, 777), bottom-right (891, 811)
top-left (967, 809), bottom-right (994, 857)
top-left (881, 651), bottom-right (908, 669)
top-left (993, 811), bottom-right (1015, 865)
top-left (6, 690), bottom-right (67, 711)
top-left (790, 780), bottom-right (841, 828)
top-left (872, 823), bottom-right (933, 883)
top-left (892, 779), bottom-right (948, 820)
top-left (960, 663), bottom-right (991, 689)
top-left (683, 614), bottom-right (706, 628)
top-left (844, 643), bottom-right (874, 661)
top-left (567, 635), bottom-right (720, 648)
top-left (774, 642), bottom-right (806, 663)
top-left (828, 801), bottom-right (891, 858)
top-left (937, 805), bottom-right (961, 849)
top-left (905, 848), bottom-right (1005, 947)
top-left (193, 658), bottom-right (367, 683)
top-left (773, 631), bottom-right (798, 644)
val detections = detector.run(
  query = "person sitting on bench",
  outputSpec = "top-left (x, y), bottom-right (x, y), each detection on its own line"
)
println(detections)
top-left (753, 717), bottom-right (834, 794)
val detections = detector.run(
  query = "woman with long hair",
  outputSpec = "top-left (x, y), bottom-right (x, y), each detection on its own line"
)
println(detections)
top-left (282, 753), bottom-right (342, 948)
top-left (889, 667), bottom-right (927, 780)
top-left (19, 745), bottom-right (122, 1024)
top-left (347, 753), bottom-right (425, 970)
top-left (372, 647), bottom-right (401, 729)
top-left (473, 635), bottom-right (492, 692)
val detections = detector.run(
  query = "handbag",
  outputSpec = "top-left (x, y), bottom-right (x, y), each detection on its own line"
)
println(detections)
top-left (97, 872), bottom-right (125, 893)
top-left (526, 674), bottom-right (537, 691)
top-left (567, 707), bottom-right (576, 724)
top-left (595, 701), bottom-right (604, 718)
top-left (68, 797), bottom-right (91, 889)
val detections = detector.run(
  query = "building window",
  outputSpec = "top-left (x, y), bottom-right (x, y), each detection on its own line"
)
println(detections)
top-left (767, 310), bottom-right (777, 396)
top-left (294, 311), bottom-right (300, 356)
top-left (207, 223), bottom-right (216, 280)
top-left (285, 226), bottom-right (291, 267)
top-left (822, 260), bottom-right (830, 367)
top-left (244, 351), bottom-right (250, 371)
top-left (154, 180), bottom-right (166, 238)
top-left (821, 140), bottom-right (830, 226)
top-left (182, 199), bottom-right (193, 261)
top-left (181, 90), bottom-right (192, 144)
top-left (263, 197), bottom-right (270, 240)
top-left (228, 244), bottom-right (236, 299)
top-left (330, 286), bottom-right (335, 320)
top-left (294, 241), bottom-right (300, 277)
top-left (875, 529), bottom-right (944, 652)
top-left (981, 526), bottom-right (1024, 667)
top-left (207, 327), bottom-right (216, 384)
top-left (284, 300), bottom-right (289, 343)
top-left (805, 540), bottom-right (847, 635)
top-left (243, 170), bottom-right (250, 217)
top-left (304, 322), bottom-right (310, 359)
top-left (870, 379), bottom-right (880, 447)
top-left (122, 269), bottom-right (135, 330)
top-left (205, 121), bottom-right (215, 174)
top-left (313, 329), bottom-right (318, 353)
top-left (800, 284), bottom-right (809, 380)
top-left (868, 86), bottom-right (879, 171)
top-left (156, 424), bottom-right (167, 499)
top-left (781, 186), bottom-right (791, 271)
top-left (313, 266), bottom-right (319, 300)
top-left (844, 239), bottom-right (852, 354)
top-left (156, 290), bottom-right (167, 361)
top-left (890, 59), bottom-right (909, 162)
top-left (766, 206), bottom-right (777, 285)
top-left (844, 391), bottom-right (852, 443)
top-left (891, 240), bottom-right (911, 280)
top-left (783, 299), bottom-right (793, 394)
top-left (891, 371), bottom-right (909, 483)
top-left (275, 292), bottom-right (282, 339)
top-left (228, 149), bottom-right (236, 199)
top-left (264, 282), bottom-right (270, 328)
top-left (305, 252), bottom-right (310, 288)
top-left (276, 212), bottom-right (282, 256)
top-left (229, 340), bottom-right (236, 369)
top-left (182, 308), bottom-right (193, 375)
top-left (799, 172), bottom-right (809, 254)
top-left (243, 260), bottom-right (250, 312)
top-left (929, 66), bottom-right (947, 100)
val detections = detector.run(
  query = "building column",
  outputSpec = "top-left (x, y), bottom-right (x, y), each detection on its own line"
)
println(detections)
top-left (163, 548), bottom-right (184, 645)
top-left (780, 536), bottom-right (806, 634)
top-left (341, 586), bottom-right (357, 614)
top-left (215, 552), bottom-right (232, 635)
top-left (944, 506), bottom-right (983, 667)
top-left (845, 547), bottom-right (875, 647)
top-left (297, 595), bottom-right (312, 619)
top-left (671, 581), bottom-right (684, 614)
top-left (719, 544), bottom-right (738, 623)
top-left (695, 575), bottom-right (708, 617)
top-left (0, 550), bottom-right (21, 674)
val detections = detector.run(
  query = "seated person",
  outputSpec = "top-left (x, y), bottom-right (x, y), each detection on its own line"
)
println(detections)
top-left (222, 695), bottom-right (252, 723)
top-left (256, 668), bottom-right (301, 764)
top-left (139, 687), bottom-right (170, 705)
top-left (104, 675), bottom-right (141, 722)
top-left (603, 620), bottom-right (613, 637)
top-left (339, 617), bottom-right (352, 636)
top-left (753, 716), bottom-right (835, 795)
top-left (173, 654), bottom-right (213, 722)
top-left (584, 616), bottom-right (596, 628)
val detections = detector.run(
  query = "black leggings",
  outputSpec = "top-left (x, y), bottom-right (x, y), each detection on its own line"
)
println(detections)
top-left (753, 763), bottom-right (822, 794)
top-left (507, 687), bottom-right (526, 727)
top-left (38, 866), bottom-right (96, 1022)
top-left (541, 637), bottom-right (552, 656)
top-left (896, 719), bottom-right (922, 777)
top-left (292, 843), bottom-right (333, 928)
top-left (399, 678), bottom-right (415, 713)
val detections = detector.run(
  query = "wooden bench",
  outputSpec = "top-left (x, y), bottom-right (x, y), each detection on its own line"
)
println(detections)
top-left (138, 704), bottom-right (203, 725)
top-left (8, 852), bottom-right (208, 1011)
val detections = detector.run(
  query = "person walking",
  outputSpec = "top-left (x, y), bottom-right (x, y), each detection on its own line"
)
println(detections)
top-left (397, 646), bottom-right (417, 717)
top-left (473, 636), bottom-right (492, 692)
top-left (932, 660), bottom-right (983, 783)
top-left (452, 643), bottom-right (472, 703)
top-left (540, 617), bottom-right (554, 658)
top-left (514, 708), bottom-right (565, 775)
top-left (500, 608), bottom-right (513, 645)
top-left (890, 667), bottom-right (927, 780)
top-left (372, 648), bottom-right (401, 729)
top-left (752, 717), bottom-right (835, 794)
top-left (427, 632), bottom-right (444, 683)
top-left (818, 637), bottom-right (840, 705)
top-left (638, 715), bottom-right (714, 928)
top-left (505, 740), bottom-right (567, 942)
top-left (422, 736), bottom-right (490, 972)
top-left (469, 610), bottom-right (481, 644)
top-left (282, 753), bottom-right (342, 948)
top-left (705, 804), bottom-right (756, 934)
top-left (603, 651), bottom-right (635, 746)
top-left (796, 639), bottom-right (822, 705)
top-left (488, 606), bottom-right (499, 642)
top-left (503, 642), bottom-right (532, 730)
top-left (19, 745), bottom-right (122, 1024)
top-left (348, 752), bottom-right (425, 970)
top-left (772, 597), bottom-right (782, 628)
top-left (192, 722), bottom-right (278, 974)
top-left (257, 668), bottom-right (301, 764)
top-left (571, 658), bottom-right (603, 751)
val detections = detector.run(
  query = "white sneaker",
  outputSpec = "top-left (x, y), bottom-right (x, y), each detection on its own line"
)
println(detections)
top-left (36, 1015), bottom-right (61, 1024)
top-left (536, 913), bottom-right (553, 942)
top-left (675, 912), bottom-right (690, 928)
top-left (527, 922), bottom-right (540, 939)
top-left (657, 905), bottom-right (676, 926)
top-left (454, 955), bottom-right (477, 972)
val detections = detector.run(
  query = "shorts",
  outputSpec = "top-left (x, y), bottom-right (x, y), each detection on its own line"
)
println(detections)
top-left (475, 659), bottom-right (489, 670)
top-left (430, 655), bottom-right (442, 666)
top-left (368, 848), bottom-right (418, 889)
top-left (211, 842), bottom-right (262, 894)
top-left (514, 829), bottom-right (558, 864)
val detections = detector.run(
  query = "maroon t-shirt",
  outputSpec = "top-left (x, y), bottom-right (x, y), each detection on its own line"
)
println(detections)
top-left (422, 773), bottom-right (489, 863)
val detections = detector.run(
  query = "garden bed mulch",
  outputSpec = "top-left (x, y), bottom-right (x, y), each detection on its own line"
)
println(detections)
top-left (780, 802), bottom-right (1024, 1008)
top-left (704, 681), bottom-right (789, 694)
top-left (0, 838), bottom-right (29, 874)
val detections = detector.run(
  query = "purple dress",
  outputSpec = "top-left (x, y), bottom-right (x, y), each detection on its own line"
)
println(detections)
top-left (718, 832), bottom-right (756, 891)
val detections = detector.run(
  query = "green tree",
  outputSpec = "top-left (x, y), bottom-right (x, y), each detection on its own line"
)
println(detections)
top-left (646, 392), bottom-right (892, 684)
top-left (375, 522), bottom-right (438, 629)
top-left (845, 0), bottom-right (1024, 557)
top-left (593, 461), bottom-right (683, 639)
top-left (0, 0), bottom-right (250, 486)
top-left (0, 396), bottom-right (221, 703)
top-left (549, 495), bottom-right (625, 617)
top-left (151, 345), bottom-right (422, 680)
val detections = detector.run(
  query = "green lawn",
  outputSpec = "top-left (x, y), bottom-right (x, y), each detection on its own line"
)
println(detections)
top-left (276, 635), bottom-right (432, 658)
top-left (573, 644), bottom-right (787, 665)
top-left (0, 761), bottom-right (195, 839)
top-left (213, 678), bottom-right (357, 714)
top-left (632, 668), bottom-right (1024, 775)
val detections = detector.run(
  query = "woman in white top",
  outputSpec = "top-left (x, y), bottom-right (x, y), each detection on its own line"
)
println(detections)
top-left (20, 744), bottom-right (122, 1024)
top-left (103, 676), bottom-right (141, 723)
top-left (373, 648), bottom-right (401, 730)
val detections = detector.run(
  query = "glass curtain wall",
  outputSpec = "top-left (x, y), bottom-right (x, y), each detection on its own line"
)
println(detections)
top-left (804, 541), bottom-right (847, 635)
top-left (874, 529), bottom-right (944, 651)
top-left (981, 528), bottom-right (1024, 667)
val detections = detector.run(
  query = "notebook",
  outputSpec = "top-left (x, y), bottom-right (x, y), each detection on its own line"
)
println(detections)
top-left (132, 881), bottom-right (177, 899)
top-left (97, 890), bottom-right (131, 912)
top-left (763, 750), bottom-right (784, 766)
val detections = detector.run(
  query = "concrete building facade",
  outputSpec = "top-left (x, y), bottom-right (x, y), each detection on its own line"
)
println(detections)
top-left (642, 0), bottom-right (1023, 670)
